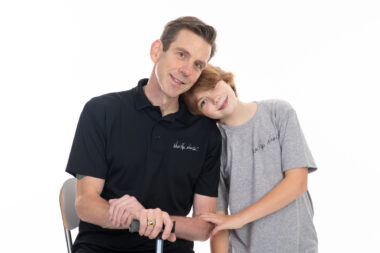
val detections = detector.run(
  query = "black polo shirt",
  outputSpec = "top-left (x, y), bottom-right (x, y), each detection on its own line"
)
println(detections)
top-left (66, 79), bottom-right (221, 253)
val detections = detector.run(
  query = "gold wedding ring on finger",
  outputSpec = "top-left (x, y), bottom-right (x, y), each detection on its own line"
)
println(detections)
top-left (147, 218), bottom-right (156, 227)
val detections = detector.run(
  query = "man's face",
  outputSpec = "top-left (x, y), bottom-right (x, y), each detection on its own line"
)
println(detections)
top-left (153, 29), bottom-right (212, 99)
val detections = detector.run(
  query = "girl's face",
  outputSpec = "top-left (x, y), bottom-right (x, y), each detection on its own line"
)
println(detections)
top-left (194, 80), bottom-right (238, 120)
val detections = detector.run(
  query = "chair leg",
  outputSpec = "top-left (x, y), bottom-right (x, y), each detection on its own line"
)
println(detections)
top-left (64, 229), bottom-right (73, 253)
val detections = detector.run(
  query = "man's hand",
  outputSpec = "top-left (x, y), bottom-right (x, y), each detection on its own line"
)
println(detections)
top-left (108, 195), bottom-right (144, 228)
top-left (133, 208), bottom-right (176, 242)
top-left (108, 196), bottom-right (176, 241)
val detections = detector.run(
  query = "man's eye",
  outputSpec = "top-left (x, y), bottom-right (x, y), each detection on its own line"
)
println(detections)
top-left (178, 52), bottom-right (184, 57)
top-left (195, 63), bottom-right (202, 69)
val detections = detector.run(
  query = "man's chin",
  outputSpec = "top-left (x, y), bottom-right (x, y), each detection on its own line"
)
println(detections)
top-left (167, 86), bottom-right (191, 98)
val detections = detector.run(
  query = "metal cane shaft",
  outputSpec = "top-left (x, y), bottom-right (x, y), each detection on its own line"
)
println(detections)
top-left (156, 238), bottom-right (164, 253)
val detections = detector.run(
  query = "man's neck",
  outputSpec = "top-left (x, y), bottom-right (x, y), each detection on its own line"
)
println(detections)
top-left (143, 78), bottom-right (179, 117)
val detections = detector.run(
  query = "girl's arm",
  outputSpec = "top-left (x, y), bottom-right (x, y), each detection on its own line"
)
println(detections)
top-left (210, 210), bottom-right (229, 253)
top-left (239, 166), bottom-right (308, 224)
top-left (201, 167), bottom-right (308, 235)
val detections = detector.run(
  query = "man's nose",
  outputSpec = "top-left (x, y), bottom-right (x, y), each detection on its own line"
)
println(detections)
top-left (179, 63), bottom-right (192, 77)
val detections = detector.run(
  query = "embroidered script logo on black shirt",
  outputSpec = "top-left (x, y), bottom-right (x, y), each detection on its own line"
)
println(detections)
top-left (173, 141), bottom-right (199, 152)
top-left (253, 134), bottom-right (279, 154)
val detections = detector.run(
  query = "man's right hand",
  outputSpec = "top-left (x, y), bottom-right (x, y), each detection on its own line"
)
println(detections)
top-left (108, 195), bottom-right (144, 228)
top-left (108, 195), bottom-right (176, 241)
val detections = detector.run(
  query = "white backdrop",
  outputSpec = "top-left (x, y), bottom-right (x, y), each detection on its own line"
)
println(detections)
top-left (1, 0), bottom-right (380, 252)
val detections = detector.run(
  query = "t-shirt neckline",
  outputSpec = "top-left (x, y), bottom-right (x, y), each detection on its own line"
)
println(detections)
top-left (218, 101), bottom-right (259, 131)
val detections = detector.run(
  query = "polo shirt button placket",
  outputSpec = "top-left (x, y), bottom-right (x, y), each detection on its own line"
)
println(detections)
top-left (150, 124), bottom-right (164, 151)
top-left (147, 125), bottom-right (165, 176)
top-left (152, 123), bottom-right (161, 143)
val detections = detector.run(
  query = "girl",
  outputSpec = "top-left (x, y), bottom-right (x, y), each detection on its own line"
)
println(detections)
top-left (183, 65), bottom-right (318, 253)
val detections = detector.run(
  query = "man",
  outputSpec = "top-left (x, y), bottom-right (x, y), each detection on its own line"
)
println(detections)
top-left (66, 16), bottom-right (221, 253)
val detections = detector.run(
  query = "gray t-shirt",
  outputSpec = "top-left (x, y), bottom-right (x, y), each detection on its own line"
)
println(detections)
top-left (217, 99), bottom-right (318, 253)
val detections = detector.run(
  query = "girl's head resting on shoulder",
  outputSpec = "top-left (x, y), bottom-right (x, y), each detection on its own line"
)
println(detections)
top-left (183, 64), bottom-right (238, 120)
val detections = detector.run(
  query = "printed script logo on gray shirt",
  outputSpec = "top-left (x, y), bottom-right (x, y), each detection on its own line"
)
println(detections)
top-left (253, 134), bottom-right (279, 154)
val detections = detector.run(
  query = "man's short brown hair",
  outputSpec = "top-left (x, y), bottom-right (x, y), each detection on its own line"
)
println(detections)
top-left (183, 64), bottom-right (237, 115)
top-left (161, 16), bottom-right (217, 59)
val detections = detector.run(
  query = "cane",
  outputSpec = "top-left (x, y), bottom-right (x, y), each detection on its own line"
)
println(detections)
top-left (129, 220), bottom-right (176, 253)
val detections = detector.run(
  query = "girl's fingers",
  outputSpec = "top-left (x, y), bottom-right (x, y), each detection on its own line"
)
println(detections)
top-left (201, 215), bottom-right (224, 225)
top-left (200, 214), bottom-right (216, 220)
top-left (200, 216), bottom-right (216, 224)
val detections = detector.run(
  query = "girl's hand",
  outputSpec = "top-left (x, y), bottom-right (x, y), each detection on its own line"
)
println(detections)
top-left (200, 212), bottom-right (245, 236)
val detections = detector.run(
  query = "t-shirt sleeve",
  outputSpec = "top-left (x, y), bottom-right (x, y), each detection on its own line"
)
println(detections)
top-left (275, 100), bottom-right (317, 173)
top-left (193, 123), bottom-right (222, 197)
top-left (65, 98), bottom-right (109, 179)
top-left (216, 170), bottom-right (229, 211)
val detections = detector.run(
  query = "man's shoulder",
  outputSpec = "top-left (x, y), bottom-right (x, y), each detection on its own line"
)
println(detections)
top-left (198, 116), bottom-right (221, 141)
top-left (187, 114), bottom-right (218, 129)
top-left (178, 112), bottom-right (220, 144)
top-left (203, 117), bottom-right (219, 130)
top-left (85, 87), bottom-right (136, 111)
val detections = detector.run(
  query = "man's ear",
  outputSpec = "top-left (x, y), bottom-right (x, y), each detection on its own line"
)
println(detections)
top-left (150, 40), bottom-right (163, 63)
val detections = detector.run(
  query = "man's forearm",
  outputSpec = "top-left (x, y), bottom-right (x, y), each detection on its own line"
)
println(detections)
top-left (171, 215), bottom-right (214, 241)
top-left (76, 194), bottom-right (126, 229)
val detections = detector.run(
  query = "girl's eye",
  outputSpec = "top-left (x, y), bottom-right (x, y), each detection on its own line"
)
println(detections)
top-left (200, 99), bottom-right (207, 108)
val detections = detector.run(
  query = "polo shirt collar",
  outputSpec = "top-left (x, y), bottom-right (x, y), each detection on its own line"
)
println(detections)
top-left (133, 78), bottom-right (197, 125)
top-left (134, 78), bottom-right (152, 110)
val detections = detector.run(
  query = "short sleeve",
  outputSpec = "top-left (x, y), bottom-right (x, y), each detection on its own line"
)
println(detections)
top-left (193, 123), bottom-right (222, 197)
top-left (275, 101), bottom-right (317, 173)
top-left (66, 98), bottom-right (109, 179)
top-left (216, 171), bottom-right (229, 211)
